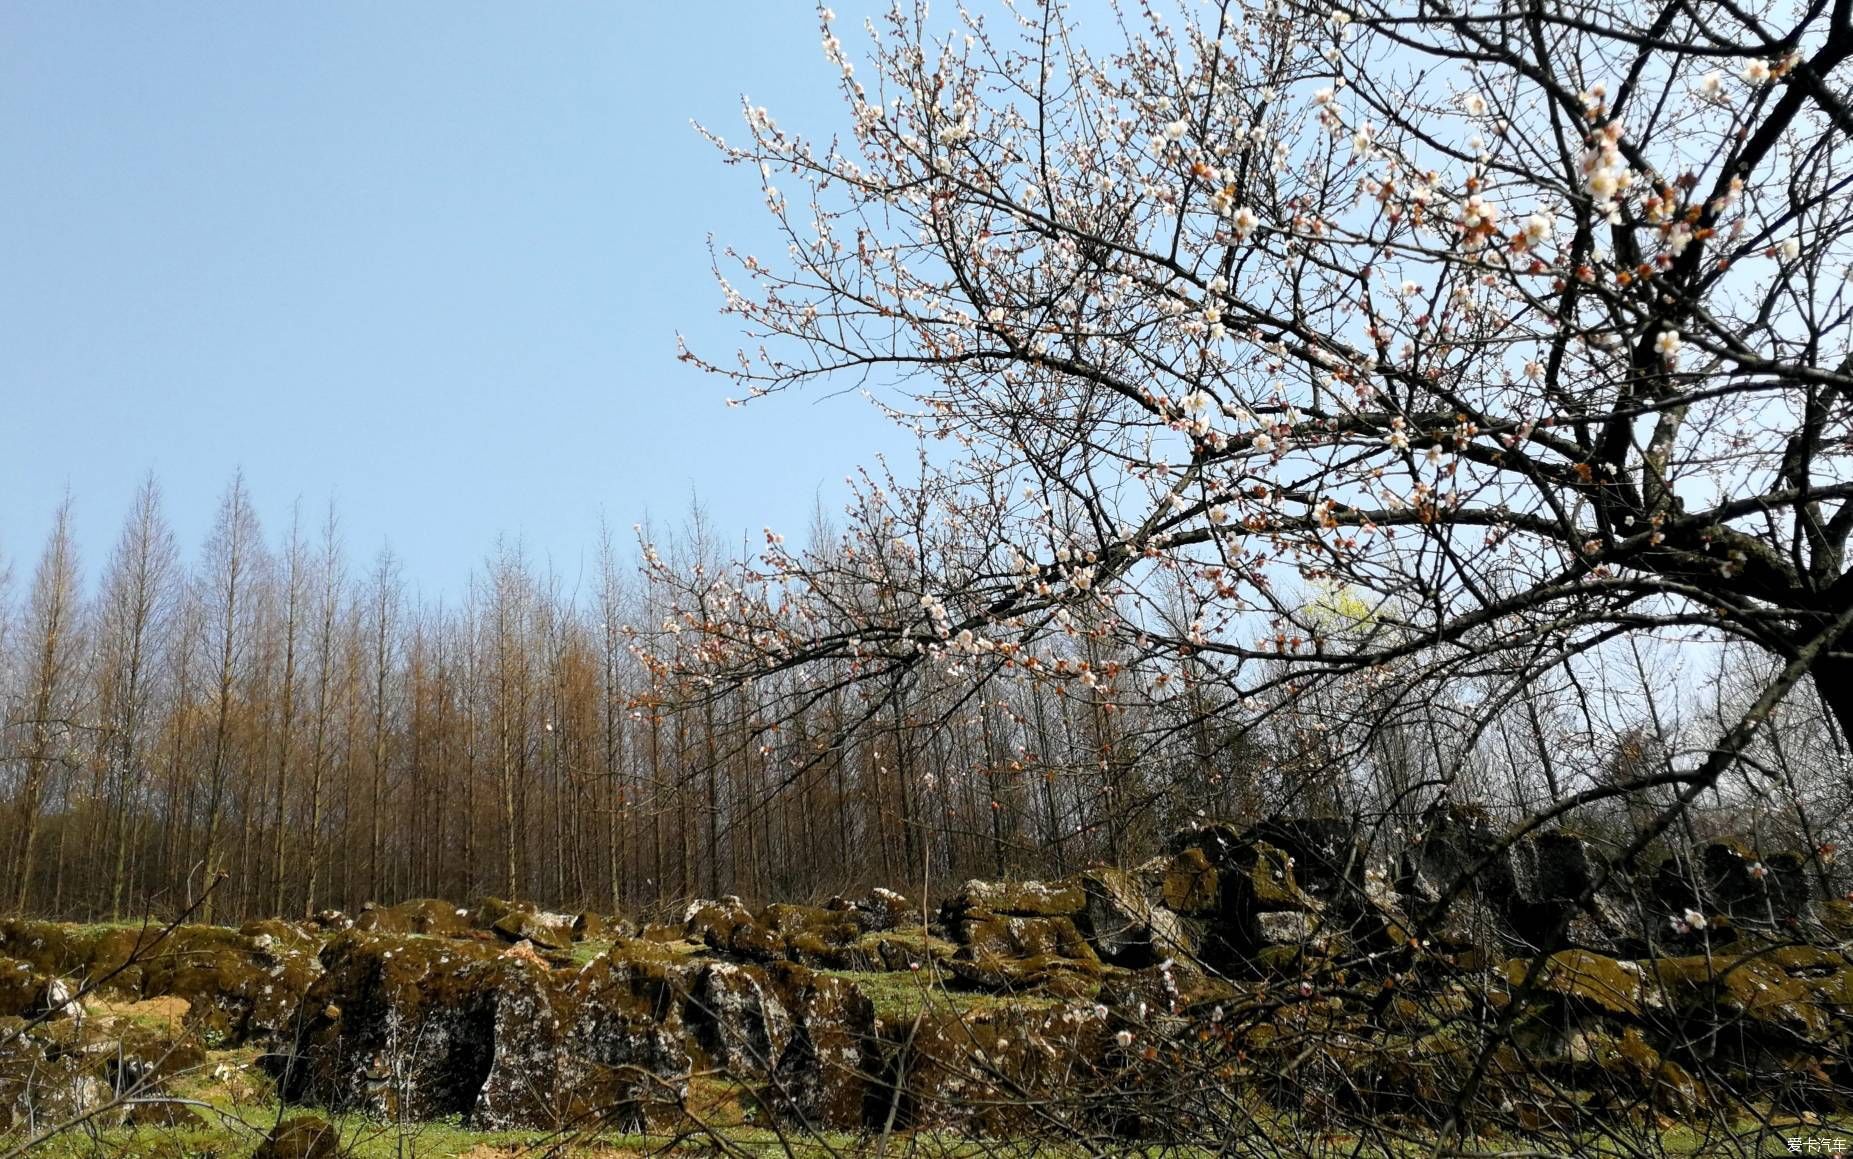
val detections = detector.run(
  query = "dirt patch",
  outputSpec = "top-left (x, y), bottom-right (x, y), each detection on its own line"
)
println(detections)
top-left (89, 993), bottom-right (191, 1028)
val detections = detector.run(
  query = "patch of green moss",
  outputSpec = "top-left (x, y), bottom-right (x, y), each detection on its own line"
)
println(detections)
top-left (1503, 949), bottom-right (1649, 1018)
top-left (1651, 953), bottom-right (1826, 1035)
top-left (817, 966), bottom-right (1061, 1024)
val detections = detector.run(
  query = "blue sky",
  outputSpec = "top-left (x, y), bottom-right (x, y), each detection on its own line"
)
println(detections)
top-left (1, 2), bottom-right (900, 596)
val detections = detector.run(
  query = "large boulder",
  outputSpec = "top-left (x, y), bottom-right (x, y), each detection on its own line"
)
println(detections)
top-left (1647, 953), bottom-right (1828, 1046)
top-left (1501, 949), bottom-right (1659, 1021)
top-left (1400, 809), bottom-right (1639, 957)
top-left (490, 908), bottom-right (579, 951)
top-left (1400, 803), bottom-right (1512, 914)
top-left (275, 934), bottom-right (701, 1132)
top-left (1506, 831), bottom-right (1638, 955)
top-left (0, 1017), bottom-right (102, 1132)
top-left (848, 887), bottom-right (918, 933)
top-left (942, 879), bottom-right (1087, 921)
top-left (0, 919), bottom-right (321, 1044)
top-left (870, 1000), bottom-right (1111, 1135)
top-left (354, 899), bottom-right (473, 937)
top-left (473, 956), bottom-right (576, 1128)
top-left (684, 897), bottom-right (755, 947)
top-left (0, 921), bottom-right (157, 997)
top-left (139, 925), bottom-right (323, 1047)
top-left (1161, 848), bottom-right (1221, 915)
top-left (559, 951), bottom-right (694, 1132)
top-left (1242, 818), bottom-right (1371, 910)
top-left (1077, 866), bottom-right (1196, 965)
top-left (688, 962), bottom-right (792, 1075)
top-left (1655, 840), bottom-right (1816, 930)
top-left (0, 958), bottom-right (64, 1020)
top-left (766, 963), bottom-right (878, 1129)
top-left (273, 932), bottom-right (502, 1120)
top-left (950, 911), bottom-right (1098, 965)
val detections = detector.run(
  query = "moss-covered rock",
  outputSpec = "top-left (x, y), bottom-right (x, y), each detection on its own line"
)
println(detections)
top-left (716, 918), bottom-right (785, 963)
top-left (561, 949), bottom-right (694, 1131)
top-left (1655, 841), bottom-right (1815, 930)
top-left (684, 898), bottom-right (753, 947)
top-left (870, 999), bottom-right (1110, 1135)
top-left (688, 961), bottom-right (792, 1075)
top-left (1098, 956), bottom-right (1240, 1016)
top-left (1649, 952), bottom-right (1827, 1041)
top-left (354, 898), bottom-right (473, 937)
top-left (471, 897), bottom-right (521, 929)
top-left (943, 878), bottom-right (1087, 919)
top-left (817, 930), bottom-right (957, 973)
top-left (0, 957), bottom-right (48, 1019)
top-left (1162, 848), bottom-right (1221, 914)
top-left (761, 903), bottom-right (860, 942)
top-left (489, 908), bottom-right (578, 950)
top-left (278, 932), bottom-right (502, 1118)
top-left (1077, 868), bottom-right (1195, 965)
top-left (947, 952), bottom-right (1104, 1000)
top-left (0, 1017), bottom-right (110, 1132)
top-left (853, 887), bottom-right (918, 932)
top-left (138, 924), bottom-right (322, 1047)
top-left (1503, 949), bottom-right (1655, 1019)
top-left (473, 955), bottom-right (577, 1128)
top-left (1234, 842), bottom-right (1320, 913)
top-left (0, 920), bottom-right (155, 997)
top-left (951, 911), bottom-right (1097, 964)
top-left (254, 1113), bottom-right (341, 1159)
top-left (766, 963), bottom-right (877, 1129)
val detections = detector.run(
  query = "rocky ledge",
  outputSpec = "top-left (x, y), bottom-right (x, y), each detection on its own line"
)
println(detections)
top-left (3, 813), bottom-right (1851, 1144)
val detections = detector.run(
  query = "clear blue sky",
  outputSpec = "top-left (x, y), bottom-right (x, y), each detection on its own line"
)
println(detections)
top-left (1, 2), bottom-right (899, 596)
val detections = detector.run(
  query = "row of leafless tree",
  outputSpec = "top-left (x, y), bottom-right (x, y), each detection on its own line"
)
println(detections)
top-left (1, 467), bottom-right (1842, 923)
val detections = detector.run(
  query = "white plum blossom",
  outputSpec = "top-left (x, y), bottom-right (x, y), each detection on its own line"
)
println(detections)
top-left (1461, 91), bottom-right (1488, 117)
top-left (1743, 59), bottom-right (1772, 85)
top-left (1654, 329), bottom-right (1682, 361)
top-left (1581, 121), bottom-right (1633, 215)
top-left (1780, 235), bottom-right (1802, 261)
top-left (1231, 206), bottom-right (1260, 239)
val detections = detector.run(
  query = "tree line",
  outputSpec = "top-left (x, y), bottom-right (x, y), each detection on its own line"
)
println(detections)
top-left (3, 464), bottom-right (1842, 923)
top-left (0, 473), bottom-right (1290, 921)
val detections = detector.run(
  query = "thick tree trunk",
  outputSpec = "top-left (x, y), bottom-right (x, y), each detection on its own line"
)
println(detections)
top-left (1810, 657), bottom-right (1853, 749)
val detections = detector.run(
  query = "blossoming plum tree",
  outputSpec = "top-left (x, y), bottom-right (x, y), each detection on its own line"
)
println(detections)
top-left (669, 0), bottom-right (1853, 828)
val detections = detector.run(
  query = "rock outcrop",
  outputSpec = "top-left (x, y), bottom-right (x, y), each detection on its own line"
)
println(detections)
top-left (3, 813), bottom-right (1849, 1144)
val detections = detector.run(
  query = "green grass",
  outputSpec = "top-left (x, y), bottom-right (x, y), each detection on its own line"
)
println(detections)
top-left (818, 965), bottom-right (1063, 1023)
top-left (23, 1091), bottom-right (1852, 1159)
